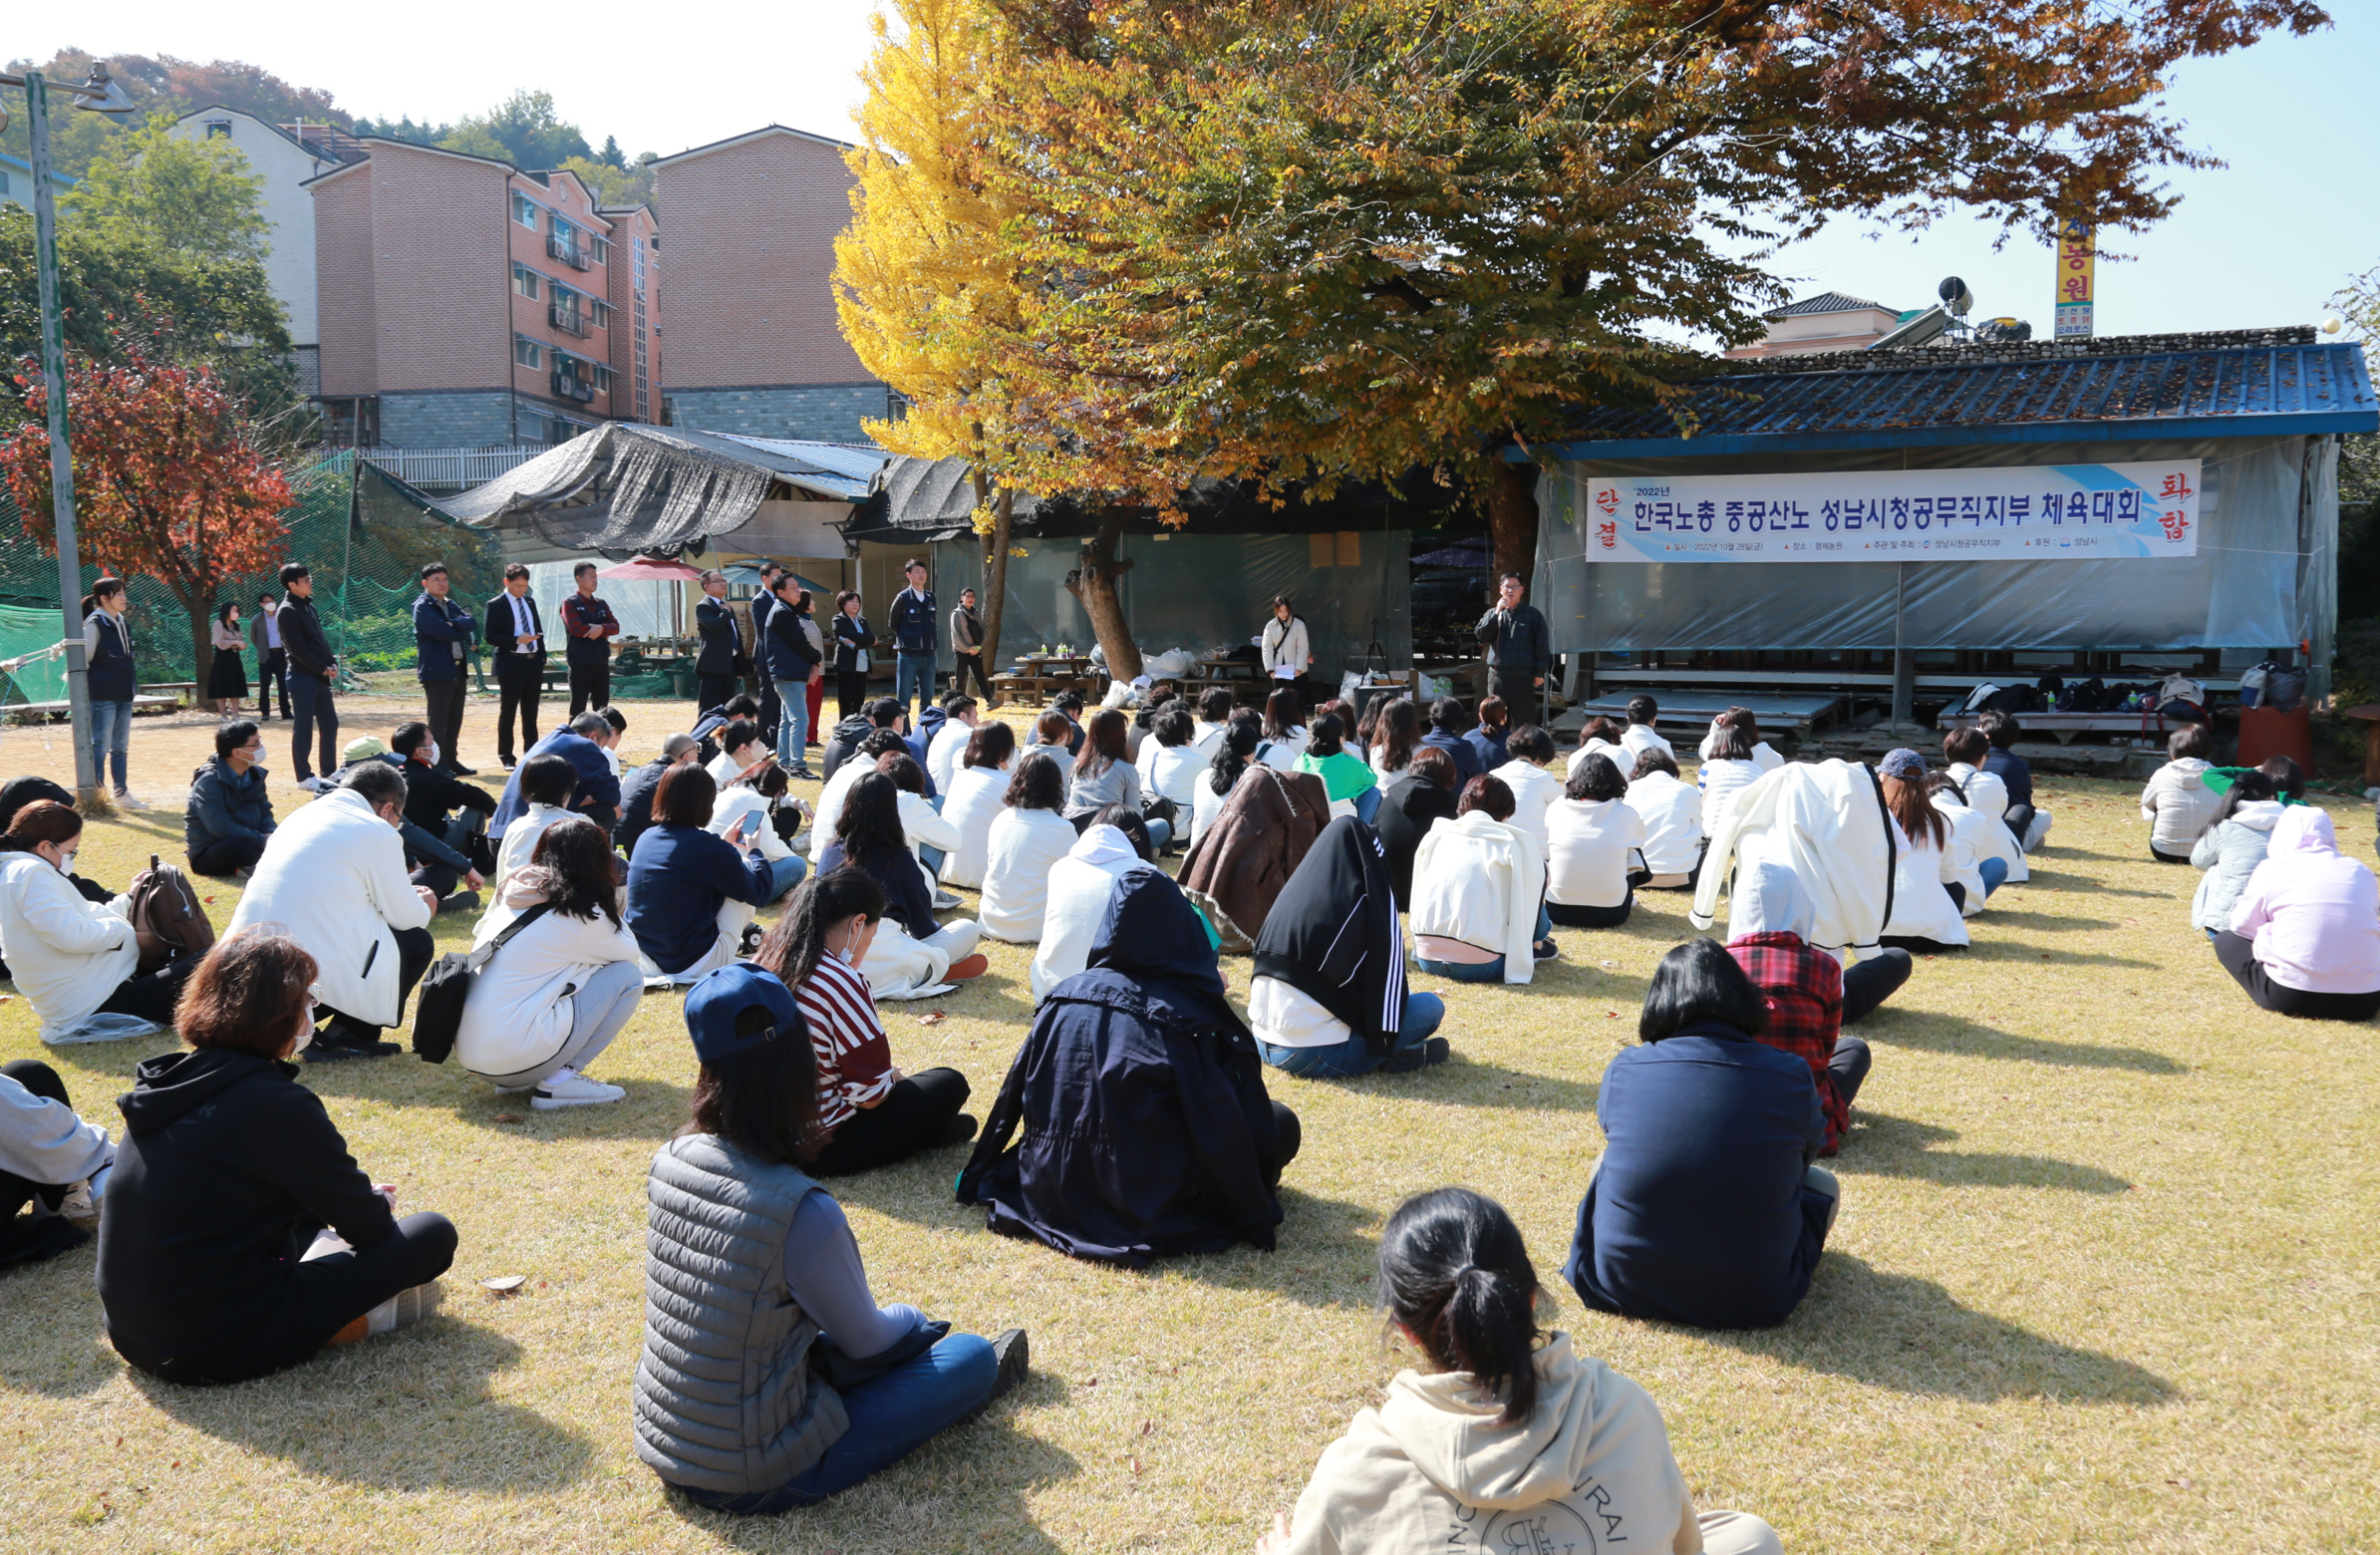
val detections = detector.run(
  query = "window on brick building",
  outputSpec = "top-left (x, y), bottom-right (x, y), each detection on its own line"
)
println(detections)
top-left (514, 336), bottom-right (542, 369)
top-left (592, 364), bottom-right (614, 392)
top-left (513, 192), bottom-right (539, 228)
top-left (512, 263), bottom-right (539, 299)
top-left (591, 236), bottom-right (609, 266)
top-left (590, 299), bottom-right (612, 328)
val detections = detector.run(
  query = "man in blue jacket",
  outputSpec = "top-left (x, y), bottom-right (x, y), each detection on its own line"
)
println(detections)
top-left (760, 573), bottom-right (822, 778)
top-left (1474, 572), bottom-right (1553, 729)
top-left (183, 720), bottom-right (275, 877)
top-left (886, 557), bottom-right (938, 722)
top-left (411, 561), bottom-right (479, 776)
top-left (488, 712), bottom-right (625, 839)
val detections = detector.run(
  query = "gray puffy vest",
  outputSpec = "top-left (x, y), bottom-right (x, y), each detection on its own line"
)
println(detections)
top-left (632, 1134), bottom-right (850, 1492)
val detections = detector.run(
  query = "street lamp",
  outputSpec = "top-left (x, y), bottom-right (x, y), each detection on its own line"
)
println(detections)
top-left (0, 65), bottom-right (139, 802)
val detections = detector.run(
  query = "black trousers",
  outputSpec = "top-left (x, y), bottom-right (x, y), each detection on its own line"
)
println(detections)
top-left (97, 957), bottom-right (197, 1027)
top-left (1840, 949), bottom-right (1912, 1025)
top-left (424, 678), bottom-right (466, 765)
top-left (318, 925), bottom-right (438, 1041)
top-left (493, 658), bottom-right (544, 762)
top-left (1879, 934), bottom-right (1965, 955)
top-left (188, 835), bottom-right (266, 877)
top-left (835, 668), bottom-right (870, 720)
top-left (1828, 1036), bottom-right (1874, 1107)
top-left (2213, 930), bottom-right (2380, 1021)
top-left (953, 652), bottom-right (995, 701)
top-left (256, 648), bottom-right (289, 719)
top-left (755, 674), bottom-right (781, 747)
top-left (2149, 846), bottom-right (2192, 864)
top-left (0, 1060), bottom-right (74, 1222)
top-left (1488, 668), bottom-right (1544, 730)
top-left (288, 673), bottom-right (339, 782)
top-left (2002, 802), bottom-right (2037, 848)
top-left (408, 812), bottom-right (489, 903)
top-left (697, 672), bottom-right (740, 714)
top-left (1547, 872), bottom-right (1650, 928)
top-left (570, 661), bottom-right (611, 717)
top-left (809, 1069), bottom-right (973, 1177)
top-left (112, 1212), bottom-right (458, 1387)
top-left (1264, 1099), bottom-right (1301, 1191)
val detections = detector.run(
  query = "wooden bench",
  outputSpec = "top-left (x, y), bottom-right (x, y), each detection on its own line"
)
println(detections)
top-left (1562, 689), bottom-right (1843, 743)
top-left (1936, 709), bottom-right (2179, 745)
top-left (7, 692), bottom-right (182, 726)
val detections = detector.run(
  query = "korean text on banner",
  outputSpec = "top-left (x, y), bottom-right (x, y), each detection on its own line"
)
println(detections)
top-left (2055, 216), bottom-right (2095, 341)
top-left (1579, 460), bottom-right (2201, 564)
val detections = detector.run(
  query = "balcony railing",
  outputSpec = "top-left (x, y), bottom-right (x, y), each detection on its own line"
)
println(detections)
top-left (550, 371), bottom-right (595, 404)
top-left (547, 301), bottom-right (590, 337)
top-left (359, 446), bottom-right (544, 489)
top-left (546, 233), bottom-right (589, 270)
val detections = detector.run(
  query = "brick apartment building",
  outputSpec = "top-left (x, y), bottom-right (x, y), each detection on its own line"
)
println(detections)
top-left (308, 137), bottom-right (661, 448)
top-left (650, 125), bottom-right (887, 442)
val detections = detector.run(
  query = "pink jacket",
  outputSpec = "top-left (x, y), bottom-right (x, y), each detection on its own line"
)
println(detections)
top-left (2229, 807), bottom-right (2380, 995)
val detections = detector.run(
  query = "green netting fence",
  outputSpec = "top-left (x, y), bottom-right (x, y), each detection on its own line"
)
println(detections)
top-left (0, 454), bottom-right (504, 706)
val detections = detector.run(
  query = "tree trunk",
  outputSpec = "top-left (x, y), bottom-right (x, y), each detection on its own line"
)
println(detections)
top-left (170, 573), bottom-right (218, 704)
top-left (1486, 459), bottom-right (1540, 587)
top-left (979, 486), bottom-right (1015, 700)
top-left (1064, 506), bottom-right (1141, 682)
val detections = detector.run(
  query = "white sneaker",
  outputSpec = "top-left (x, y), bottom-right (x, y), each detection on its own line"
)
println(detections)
top-left (531, 1068), bottom-right (626, 1109)
top-left (297, 776), bottom-right (326, 793)
top-left (113, 790), bottom-right (149, 810)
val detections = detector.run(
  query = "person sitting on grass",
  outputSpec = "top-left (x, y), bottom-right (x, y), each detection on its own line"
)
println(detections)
top-left (1974, 709), bottom-right (2050, 851)
top-left (874, 753), bottom-right (964, 890)
top-left (1620, 693), bottom-right (1673, 762)
top-left (960, 865), bottom-right (1297, 1269)
top-left (1564, 716), bottom-right (1628, 780)
top-left (2190, 770), bottom-right (2287, 939)
top-left (1136, 705), bottom-right (1206, 843)
top-left (1410, 775), bottom-right (1557, 983)
top-left (1065, 709), bottom-right (1173, 851)
top-left (1416, 697), bottom-right (1484, 787)
top-left (1927, 770), bottom-right (2005, 918)
top-left (1, 1057), bottom-right (114, 1271)
top-left (1258, 1187), bottom-right (1783, 1555)
top-left (227, 762), bottom-right (437, 1060)
top-left (1367, 697), bottom-right (1422, 783)
top-left (1544, 752), bottom-right (1649, 929)
top-left (980, 753), bottom-right (1079, 945)
top-left (1689, 710), bottom-right (1768, 836)
top-left (625, 765), bottom-right (776, 982)
top-left (1256, 688), bottom-right (1308, 772)
top-left (1024, 708), bottom-right (1074, 761)
top-left (819, 695), bottom-right (904, 783)
top-left (1940, 725), bottom-right (2009, 821)
top-left (2142, 724), bottom-right (2222, 863)
top-left (1032, 807), bottom-right (1156, 1002)
top-left (490, 711), bottom-right (624, 838)
top-left (939, 721), bottom-right (1018, 891)
top-left (1875, 750), bottom-right (1971, 954)
top-left (706, 717), bottom-right (774, 796)
top-left (693, 692), bottom-right (765, 768)
top-left (1462, 693), bottom-right (1512, 773)
top-left (1563, 939), bottom-right (1836, 1331)
top-left (1296, 712), bottom-right (1382, 824)
top-left (1192, 715), bottom-right (1262, 851)
top-left (1375, 747), bottom-right (1460, 911)
top-left (755, 868), bottom-right (979, 1175)
top-left (1250, 815), bottom-right (1448, 1077)
top-left (814, 774), bottom-right (987, 997)
top-left (1192, 685), bottom-right (1236, 751)
top-left (1725, 860), bottom-right (1906, 1157)
top-left (183, 719), bottom-right (275, 878)
top-left (98, 930), bottom-right (457, 1385)
top-left (619, 733), bottom-right (701, 857)
top-left (2214, 804), bottom-right (2380, 1022)
top-left (1489, 725), bottom-right (1564, 860)
top-left (709, 761), bottom-right (808, 905)
top-left (1623, 749), bottom-right (1704, 889)
top-left (635, 963), bottom-right (1028, 1514)
top-left (493, 752), bottom-right (581, 887)
top-left (453, 816), bottom-right (642, 1110)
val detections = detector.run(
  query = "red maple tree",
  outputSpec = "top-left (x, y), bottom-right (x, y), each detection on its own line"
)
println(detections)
top-left (3, 332), bottom-right (294, 684)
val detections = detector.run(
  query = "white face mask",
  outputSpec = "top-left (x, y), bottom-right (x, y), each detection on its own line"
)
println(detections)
top-left (289, 1007), bottom-right (316, 1055)
top-left (424, 744), bottom-right (441, 768)
top-left (55, 846), bottom-right (77, 875)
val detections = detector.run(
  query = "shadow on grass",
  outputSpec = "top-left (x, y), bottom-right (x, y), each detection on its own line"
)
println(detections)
top-left (1963, 942), bottom-right (2162, 970)
top-left (0, 1238), bottom-right (120, 1399)
top-left (130, 1322), bottom-right (597, 1491)
top-left (1973, 909), bottom-right (2118, 934)
top-left (2009, 870), bottom-right (2170, 901)
top-left (1708, 1253), bottom-right (2175, 1404)
top-left (1377, 1056), bottom-right (1601, 1115)
top-left (301, 1061), bottom-right (695, 1140)
top-left (1838, 1111), bottom-right (2132, 1193)
top-left (1861, 1012), bottom-right (2184, 1075)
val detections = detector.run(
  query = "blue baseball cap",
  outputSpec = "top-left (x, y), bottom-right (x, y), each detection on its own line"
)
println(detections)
top-left (683, 963), bottom-right (800, 1065)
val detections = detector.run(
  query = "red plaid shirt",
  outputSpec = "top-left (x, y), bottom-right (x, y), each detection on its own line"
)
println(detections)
top-left (1726, 931), bottom-right (1850, 1154)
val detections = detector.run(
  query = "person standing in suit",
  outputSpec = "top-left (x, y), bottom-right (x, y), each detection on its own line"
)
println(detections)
top-left (829, 589), bottom-right (876, 720)
top-left (249, 591), bottom-right (288, 721)
top-left (485, 564), bottom-right (547, 771)
top-left (559, 560), bottom-right (621, 717)
top-left (694, 569), bottom-right (749, 713)
top-left (274, 563), bottom-right (341, 792)
top-left (412, 562), bottom-right (479, 776)
top-left (748, 562), bottom-right (784, 745)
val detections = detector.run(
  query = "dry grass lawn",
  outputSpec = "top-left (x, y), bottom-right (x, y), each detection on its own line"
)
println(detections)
top-left (2, 691), bottom-right (2376, 1554)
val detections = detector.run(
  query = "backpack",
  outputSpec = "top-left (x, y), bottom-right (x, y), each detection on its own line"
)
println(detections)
top-left (1979, 683), bottom-right (2036, 715)
top-left (124, 854), bottom-right (215, 974)
top-left (410, 903), bottom-right (552, 1064)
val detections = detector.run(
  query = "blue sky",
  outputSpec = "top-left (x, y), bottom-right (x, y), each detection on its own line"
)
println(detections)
top-left (21, 2), bottom-right (2375, 339)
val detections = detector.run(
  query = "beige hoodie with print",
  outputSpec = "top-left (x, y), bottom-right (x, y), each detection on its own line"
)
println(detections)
top-left (1281, 1334), bottom-right (1779, 1555)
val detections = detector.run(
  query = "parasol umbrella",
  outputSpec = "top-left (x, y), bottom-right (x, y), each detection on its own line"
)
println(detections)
top-left (596, 554), bottom-right (705, 581)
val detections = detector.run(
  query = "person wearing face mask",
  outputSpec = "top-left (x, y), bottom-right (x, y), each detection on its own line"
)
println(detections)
top-left (183, 719), bottom-right (277, 878)
top-left (98, 929), bottom-right (457, 1385)
top-left (752, 868), bottom-right (978, 1176)
top-left (0, 800), bottom-right (198, 1042)
top-left (227, 762), bottom-right (439, 1061)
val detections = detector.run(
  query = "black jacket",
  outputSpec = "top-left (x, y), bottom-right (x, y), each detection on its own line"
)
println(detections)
top-left (275, 595), bottom-right (336, 680)
top-left (694, 595), bottom-right (746, 676)
top-left (818, 713), bottom-right (875, 782)
top-left (1376, 775), bottom-right (1459, 908)
top-left (829, 612), bottom-right (874, 675)
top-left (97, 1049), bottom-right (397, 1361)
top-left (183, 755), bottom-right (276, 854)
top-left (958, 869), bottom-right (1285, 1269)
top-left (393, 754), bottom-right (495, 833)
top-left (1475, 602), bottom-right (1552, 674)
top-left (485, 590), bottom-right (547, 670)
top-left (763, 600), bottom-right (822, 683)
top-left (617, 757), bottom-right (674, 855)
top-left (1252, 816), bottom-right (1406, 1055)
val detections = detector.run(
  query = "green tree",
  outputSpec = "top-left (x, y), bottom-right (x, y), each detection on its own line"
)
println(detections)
top-left (63, 118), bottom-right (270, 262)
top-left (556, 154), bottom-right (655, 209)
top-left (2, 51), bottom-right (351, 176)
top-left (441, 91), bottom-right (593, 170)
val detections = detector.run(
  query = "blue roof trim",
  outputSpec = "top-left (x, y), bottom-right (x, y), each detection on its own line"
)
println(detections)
top-left (1522, 339), bottom-right (2379, 461)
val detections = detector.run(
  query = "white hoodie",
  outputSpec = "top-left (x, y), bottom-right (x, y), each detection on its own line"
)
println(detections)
top-left (0, 852), bottom-right (139, 1043)
top-left (1279, 1333), bottom-right (1773, 1555)
top-left (1031, 826), bottom-right (1150, 1000)
top-left (2229, 806), bottom-right (2380, 994)
top-left (2141, 757), bottom-right (2220, 854)
top-left (1410, 810), bottom-right (1545, 985)
top-left (1691, 760), bottom-right (1894, 954)
top-left (455, 881), bottom-right (642, 1081)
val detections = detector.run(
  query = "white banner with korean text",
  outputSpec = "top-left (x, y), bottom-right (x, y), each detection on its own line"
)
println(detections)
top-left (1572, 460), bottom-right (2201, 562)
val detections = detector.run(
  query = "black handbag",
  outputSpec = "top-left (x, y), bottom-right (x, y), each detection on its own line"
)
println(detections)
top-left (410, 903), bottom-right (552, 1064)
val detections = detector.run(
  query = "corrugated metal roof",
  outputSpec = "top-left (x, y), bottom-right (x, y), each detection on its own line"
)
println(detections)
top-left (1538, 332), bottom-right (2379, 459)
top-left (1764, 291), bottom-right (1891, 319)
top-left (669, 431), bottom-right (885, 499)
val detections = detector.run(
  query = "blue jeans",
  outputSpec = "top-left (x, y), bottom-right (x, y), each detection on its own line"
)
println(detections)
top-left (1978, 855), bottom-right (2008, 898)
top-left (895, 652), bottom-right (935, 716)
top-left (1350, 786), bottom-right (1382, 824)
top-left (1144, 815), bottom-right (1174, 851)
top-left (1260, 992), bottom-right (1446, 1078)
top-left (89, 699), bottom-right (132, 790)
top-left (680, 1333), bottom-right (997, 1512)
top-left (919, 844), bottom-right (947, 879)
top-left (1418, 955), bottom-right (1506, 983)
top-left (776, 680), bottom-right (812, 772)
top-left (765, 853), bottom-right (808, 903)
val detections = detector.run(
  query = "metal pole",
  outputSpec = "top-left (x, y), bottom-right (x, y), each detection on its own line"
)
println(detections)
top-left (1889, 560), bottom-right (1913, 734)
top-left (27, 73), bottom-right (99, 802)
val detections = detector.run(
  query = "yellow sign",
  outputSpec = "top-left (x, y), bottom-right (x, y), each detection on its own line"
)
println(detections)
top-left (2055, 217), bottom-right (2094, 339)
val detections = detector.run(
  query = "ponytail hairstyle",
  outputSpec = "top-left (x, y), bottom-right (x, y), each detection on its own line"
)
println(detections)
top-left (1306, 712), bottom-right (1346, 759)
top-left (2256, 755), bottom-right (2305, 802)
top-left (755, 864), bottom-right (889, 992)
top-left (1377, 1188), bottom-right (1546, 1425)
top-left (1209, 717), bottom-right (1261, 797)
top-left (2207, 769), bottom-right (2277, 833)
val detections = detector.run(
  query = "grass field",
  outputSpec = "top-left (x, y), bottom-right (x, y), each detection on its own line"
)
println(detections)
top-left (3, 693), bottom-right (2375, 1554)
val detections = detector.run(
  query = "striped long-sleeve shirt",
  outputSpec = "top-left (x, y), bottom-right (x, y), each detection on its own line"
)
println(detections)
top-left (795, 953), bottom-right (898, 1131)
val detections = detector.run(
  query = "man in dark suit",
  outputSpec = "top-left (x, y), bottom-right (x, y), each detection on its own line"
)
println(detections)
top-left (411, 561), bottom-right (478, 775)
top-left (274, 562), bottom-right (341, 790)
top-left (748, 561), bottom-right (784, 746)
top-left (483, 563), bottom-right (547, 769)
top-left (693, 568), bottom-right (749, 712)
